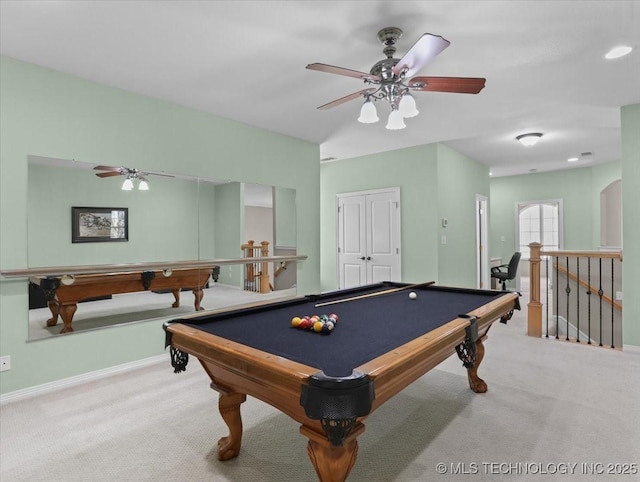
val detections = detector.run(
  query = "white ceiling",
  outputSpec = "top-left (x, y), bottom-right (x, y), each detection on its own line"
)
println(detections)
top-left (1, 1), bottom-right (639, 177)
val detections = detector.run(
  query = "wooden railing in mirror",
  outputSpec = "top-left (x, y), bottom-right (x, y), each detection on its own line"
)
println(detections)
top-left (527, 242), bottom-right (623, 348)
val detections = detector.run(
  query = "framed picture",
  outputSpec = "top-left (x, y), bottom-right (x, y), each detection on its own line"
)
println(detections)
top-left (72, 207), bottom-right (129, 243)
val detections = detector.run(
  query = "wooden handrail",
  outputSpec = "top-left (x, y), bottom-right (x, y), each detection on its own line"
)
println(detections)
top-left (0, 255), bottom-right (307, 279)
top-left (542, 250), bottom-right (622, 260)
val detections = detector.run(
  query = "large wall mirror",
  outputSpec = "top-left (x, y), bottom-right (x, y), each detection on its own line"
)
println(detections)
top-left (26, 155), bottom-right (297, 340)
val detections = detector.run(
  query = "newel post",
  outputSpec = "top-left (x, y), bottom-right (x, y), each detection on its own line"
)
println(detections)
top-left (259, 241), bottom-right (270, 293)
top-left (527, 242), bottom-right (542, 337)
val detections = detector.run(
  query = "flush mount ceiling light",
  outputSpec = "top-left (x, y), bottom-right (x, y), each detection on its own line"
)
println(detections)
top-left (567, 157), bottom-right (579, 162)
top-left (605, 45), bottom-right (634, 59)
top-left (516, 133), bottom-right (543, 147)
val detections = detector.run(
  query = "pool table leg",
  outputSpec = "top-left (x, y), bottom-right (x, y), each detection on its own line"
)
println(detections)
top-left (171, 289), bottom-right (181, 308)
top-left (466, 337), bottom-right (487, 393)
top-left (193, 288), bottom-right (204, 311)
top-left (46, 300), bottom-right (60, 327)
top-left (301, 424), bottom-right (364, 482)
top-left (214, 386), bottom-right (247, 461)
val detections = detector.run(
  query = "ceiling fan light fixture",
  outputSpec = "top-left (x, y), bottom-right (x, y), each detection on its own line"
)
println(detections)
top-left (516, 133), bottom-right (543, 147)
top-left (138, 178), bottom-right (149, 190)
top-left (307, 27), bottom-right (485, 132)
top-left (121, 177), bottom-right (134, 190)
top-left (398, 93), bottom-right (419, 118)
top-left (386, 108), bottom-right (406, 130)
top-left (357, 98), bottom-right (379, 123)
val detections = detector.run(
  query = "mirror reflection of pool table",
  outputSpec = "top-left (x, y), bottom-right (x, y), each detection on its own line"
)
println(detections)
top-left (164, 282), bottom-right (520, 481)
top-left (30, 267), bottom-right (214, 333)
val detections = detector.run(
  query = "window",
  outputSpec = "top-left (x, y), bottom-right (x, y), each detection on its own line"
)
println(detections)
top-left (516, 200), bottom-right (562, 259)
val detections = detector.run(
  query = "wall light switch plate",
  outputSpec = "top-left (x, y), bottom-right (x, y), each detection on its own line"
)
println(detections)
top-left (0, 356), bottom-right (10, 372)
top-left (442, 218), bottom-right (448, 227)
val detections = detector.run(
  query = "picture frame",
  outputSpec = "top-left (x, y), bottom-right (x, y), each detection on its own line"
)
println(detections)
top-left (72, 207), bottom-right (129, 243)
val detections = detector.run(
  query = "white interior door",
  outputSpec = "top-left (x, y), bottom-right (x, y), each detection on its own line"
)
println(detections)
top-left (338, 188), bottom-right (401, 289)
top-left (338, 194), bottom-right (367, 289)
top-left (367, 192), bottom-right (400, 283)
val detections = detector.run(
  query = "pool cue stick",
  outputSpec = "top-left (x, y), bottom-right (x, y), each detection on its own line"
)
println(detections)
top-left (314, 281), bottom-right (435, 308)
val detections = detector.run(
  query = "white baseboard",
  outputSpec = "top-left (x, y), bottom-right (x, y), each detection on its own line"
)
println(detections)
top-left (622, 343), bottom-right (640, 354)
top-left (0, 353), bottom-right (169, 406)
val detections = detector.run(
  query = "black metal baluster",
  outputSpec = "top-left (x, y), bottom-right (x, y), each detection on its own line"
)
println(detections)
top-left (598, 258), bottom-right (603, 347)
top-left (565, 256), bottom-right (570, 341)
top-left (587, 258), bottom-right (592, 345)
top-left (545, 256), bottom-right (549, 338)
top-left (576, 257), bottom-right (580, 343)
top-left (554, 256), bottom-right (560, 340)
top-left (611, 258), bottom-right (615, 349)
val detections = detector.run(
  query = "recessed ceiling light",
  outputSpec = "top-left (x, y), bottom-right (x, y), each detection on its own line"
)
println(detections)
top-left (516, 133), bottom-right (543, 147)
top-left (605, 45), bottom-right (633, 59)
top-left (567, 157), bottom-right (579, 162)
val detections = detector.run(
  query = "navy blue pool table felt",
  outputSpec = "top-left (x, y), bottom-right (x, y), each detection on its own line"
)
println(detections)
top-left (178, 284), bottom-right (504, 377)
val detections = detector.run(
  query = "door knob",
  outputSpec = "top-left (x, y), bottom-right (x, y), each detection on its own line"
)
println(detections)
top-left (366, 257), bottom-right (372, 261)
top-left (359, 256), bottom-right (366, 260)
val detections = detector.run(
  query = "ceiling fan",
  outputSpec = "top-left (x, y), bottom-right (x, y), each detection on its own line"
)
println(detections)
top-left (306, 27), bottom-right (486, 129)
top-left (94, 165), bottom-right (174, 191)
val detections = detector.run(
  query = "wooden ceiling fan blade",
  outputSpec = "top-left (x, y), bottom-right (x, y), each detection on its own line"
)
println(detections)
top-left (307, 63), bottom-right (380, 82)
top-left (409, 76), bottom-right (486, 94)
top-left (317, 88), bottom-right (377, 110)
top-left (144, 172), bottom-right (174, 178)
top-left (95, 171), bottom-right (123, 178)
top-left (392, 34), bottom-right (450, 78)
top-left (93, 165), bottom-right (122, 172)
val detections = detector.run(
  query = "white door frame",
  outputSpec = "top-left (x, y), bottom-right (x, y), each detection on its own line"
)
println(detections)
top-left (476, 194), bottom-right (489, 289)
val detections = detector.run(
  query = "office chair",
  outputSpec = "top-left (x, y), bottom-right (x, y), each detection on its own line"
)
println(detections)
top-left (491, 251), bottom-right (521, 290)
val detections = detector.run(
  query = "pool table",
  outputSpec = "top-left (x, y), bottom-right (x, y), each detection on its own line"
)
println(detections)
top-left (31, 267), bottom-right (213, 333)
top-left (163, 282), bottom-right (519, 482)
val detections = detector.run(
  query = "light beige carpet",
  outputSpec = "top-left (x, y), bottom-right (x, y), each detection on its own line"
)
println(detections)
top-left (3, 308), bottom-right (639, 481)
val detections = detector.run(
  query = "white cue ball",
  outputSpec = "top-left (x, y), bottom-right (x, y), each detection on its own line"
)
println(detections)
top-left (409, 291), bottom-right (417, 300)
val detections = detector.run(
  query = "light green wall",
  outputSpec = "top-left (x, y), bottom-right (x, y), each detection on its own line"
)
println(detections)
top-left (621, 104), bottom-right (640, 346)
top-left (489, 166), bottom-right (608, 263)
top-left (214, 182), bottom-right (244, 287)
top-left (275, 187), bottom-right (297, 248)
top-left (436, 144), bottom-right (490, 287)
top-left (590, 161), bottom-right (622, 246)
top-left (320, 144), bottom-right (439, 290)
top-left (197, 181), bottom-right (218, 260)
top-left (0, 56), bottom-right (320, 394)
top-left (28, 163), bottom-right (202, 266)
top-left (319, 143), bottom-right (489, 291)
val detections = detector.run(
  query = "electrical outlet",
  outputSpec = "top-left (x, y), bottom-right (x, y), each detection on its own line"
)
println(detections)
top-left (0, 355), bottom-right (10, 372)
top-left (616, 291), bottom-right (623, 301)
top-left (441, 235), bottom-right (447, 245)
